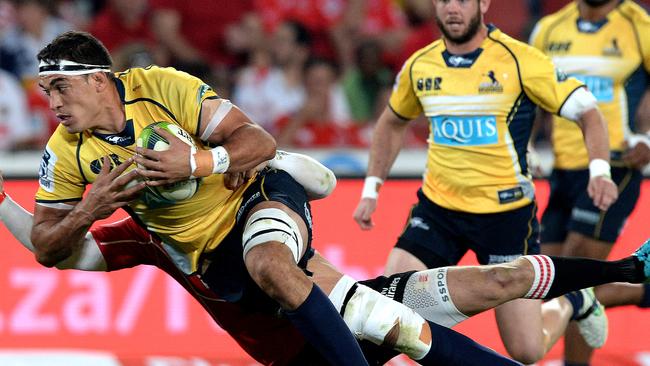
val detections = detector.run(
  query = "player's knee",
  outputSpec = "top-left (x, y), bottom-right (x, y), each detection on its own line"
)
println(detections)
top-left (504, 340), bottom-right (544, 364)
top-left (244, 244), bottom-right (293, 294)
top-left (482, 264), bottom-right (530, 300)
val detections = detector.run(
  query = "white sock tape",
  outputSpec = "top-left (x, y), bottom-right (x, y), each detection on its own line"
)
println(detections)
top-left (361, 176), bottom-right (383, 199)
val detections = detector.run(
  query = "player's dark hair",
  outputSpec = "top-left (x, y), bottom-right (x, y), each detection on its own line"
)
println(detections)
top-left (37, 31), bottom-right (113, 68)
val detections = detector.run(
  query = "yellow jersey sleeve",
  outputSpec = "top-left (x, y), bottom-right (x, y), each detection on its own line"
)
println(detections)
top-left (35, 126), bottom-right (86, 203)
top-left (518, 45), bottom-right (584, 116)
top-left (388, 51), bottom-right (425, 120)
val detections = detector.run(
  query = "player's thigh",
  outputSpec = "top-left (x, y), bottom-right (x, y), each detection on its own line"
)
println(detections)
top-left (385, 247), bottom-right (427, 275)
top-left (540, 169), bottom-right (586, 246)
top-left (567, 166), bottom-right (641, 248)
top-left (392, 190), bottom-right (467, 272)
top-left (562, 232), bottom-right (612, 259)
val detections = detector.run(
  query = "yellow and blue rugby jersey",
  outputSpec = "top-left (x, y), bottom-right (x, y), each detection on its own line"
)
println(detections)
top-left (35, 65), bottom-right (254, 274)
top-left (390, 26), bottom-right (584, 213)
top-left (530, 0), bottom-right (650, 169)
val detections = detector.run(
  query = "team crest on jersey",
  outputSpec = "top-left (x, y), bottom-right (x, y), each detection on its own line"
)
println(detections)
top-left (478, 71), bottom-right (503, 93)
top-left (38, 146), bottom-right (58, 192)
top-left (546, 41), bottom-right (572, 53)
top-left (602, 38), bottom-right (622, 57)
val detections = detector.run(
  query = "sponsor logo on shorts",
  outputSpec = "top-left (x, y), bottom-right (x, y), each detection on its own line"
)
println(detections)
top-left (236, 192), bottom-right (260, 222)
top-left (488, 254), bottom-right (522, 264)
top-left (304, 202), bottom-right (313, 229)
top-left (571, 207), bottom-right (601, 225)
top-left (409, 217), bottom-right (430, 231)
top-left (431, 115), bottom-right (498, 146)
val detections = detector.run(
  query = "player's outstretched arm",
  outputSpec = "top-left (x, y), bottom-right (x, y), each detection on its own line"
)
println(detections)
top-left (575, 106), bottom-right (618, 210)
top-left (31, 157), bottom-right (143, 267)
top-left (354, 107), bottom-right (410, 230)
top-left (0, 174), bottom-right (107, 271)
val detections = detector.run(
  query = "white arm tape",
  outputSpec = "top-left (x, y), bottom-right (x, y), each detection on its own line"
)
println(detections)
top-left (189, 145), bottom-right (230, 177)
top-left (589, 158), bottom-right (611, 179)
top-left (200, 99), bottom-right (233, 141)
top-left (361, 176), bottom-right (383, 199)
top-left (628, 132), bottom-right (650, 149)
top-left (559, 87), bottom-right (598, 122)
top-left (211, 146), bottom-right (230, 174)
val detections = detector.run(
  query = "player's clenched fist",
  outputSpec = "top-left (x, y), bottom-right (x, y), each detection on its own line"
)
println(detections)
top-left (587, 176), bottom-right (618, 211)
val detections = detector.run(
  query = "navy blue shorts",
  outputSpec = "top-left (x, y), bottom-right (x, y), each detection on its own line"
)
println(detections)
top-left (541, 166), bottom-right (641, 244)
top-left (200, 168), bottom-right (314, 312)
top-left (395, 190), bottom-right (540, 266)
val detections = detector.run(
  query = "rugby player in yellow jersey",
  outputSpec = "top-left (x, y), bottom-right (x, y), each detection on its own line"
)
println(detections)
top-left (530, 0), bottom-right (650, 364)
top-left (354, 0), bottom-right (619, 364)
top-left (28, 30), bottom-right (535, 366)
top-left (30, 31), bottom-right (375, 366)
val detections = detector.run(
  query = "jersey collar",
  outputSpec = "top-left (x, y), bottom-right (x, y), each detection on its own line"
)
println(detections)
top-left (442, 48), bottom-right (484, 68)
top-left (92, 119), bottom-right (135, 146)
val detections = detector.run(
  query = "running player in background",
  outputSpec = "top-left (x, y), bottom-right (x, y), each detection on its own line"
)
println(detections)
top-left (3, 171), bottom-right (650, 365)
top-left (354, 0), bottom-right (619, 364)
top-left (529, 0), bottom-right (650, 364)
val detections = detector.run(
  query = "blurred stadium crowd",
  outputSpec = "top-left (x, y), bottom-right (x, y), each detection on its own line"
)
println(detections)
top-left (0, 0), bottom-right (647, 152)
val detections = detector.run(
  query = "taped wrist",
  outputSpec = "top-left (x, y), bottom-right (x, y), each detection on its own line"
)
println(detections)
top-left (190, 146), bottom-right (230, 178)
top-left (589, 158), bottom-right (611, 179)
top-left (361, 176), bottom-right (383, 199)
top-left (628, 132), bottom-right (650, 149)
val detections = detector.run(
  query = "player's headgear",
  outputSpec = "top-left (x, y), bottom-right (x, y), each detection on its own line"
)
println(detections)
top-left (37, 31), bottom-right (113, 76)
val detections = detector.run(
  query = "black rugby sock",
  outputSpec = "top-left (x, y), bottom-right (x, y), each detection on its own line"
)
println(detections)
top-left (285, 284), bottom-right (369, 366)
top-left (418, 320), bottom-right (523, 365)
top-left (543, 256), bottom-right (645, 299)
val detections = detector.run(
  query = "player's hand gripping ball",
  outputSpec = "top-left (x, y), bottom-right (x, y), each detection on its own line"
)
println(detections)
top-left (136, 121), bottom-right (200, 203)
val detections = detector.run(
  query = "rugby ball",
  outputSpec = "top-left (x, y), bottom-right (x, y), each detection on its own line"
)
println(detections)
top-left (136, 121), bottom-right (200, 203)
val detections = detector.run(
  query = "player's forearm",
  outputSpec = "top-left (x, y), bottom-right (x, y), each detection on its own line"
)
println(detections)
top-left (222, 123), bottom-right (276, 173)
top-left (366, 108), bottom-right (409, 179)
top-left (31, 204), bottom-right (95, 267)
top-left (2, 195), bottom-right (106, 271)
top-left (578, 108), bottom-right (610, 162)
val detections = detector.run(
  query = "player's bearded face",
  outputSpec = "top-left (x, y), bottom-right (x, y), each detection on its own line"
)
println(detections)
top-left (435, 0), bottom-right (482, 45)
